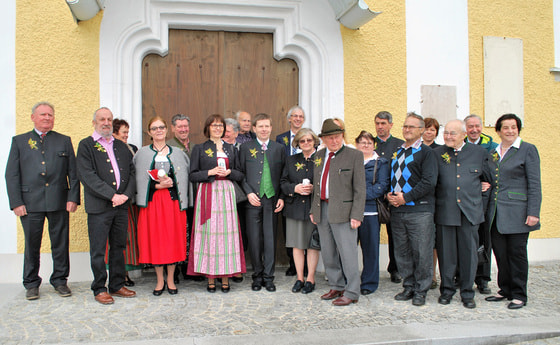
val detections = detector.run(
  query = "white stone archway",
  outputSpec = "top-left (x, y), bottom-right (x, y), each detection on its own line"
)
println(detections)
top-left (99, 0), bottom-right (344, 145)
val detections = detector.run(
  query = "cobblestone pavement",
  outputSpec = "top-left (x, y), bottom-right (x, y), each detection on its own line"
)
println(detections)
top-left (1, 262), bottom-right (559, 344)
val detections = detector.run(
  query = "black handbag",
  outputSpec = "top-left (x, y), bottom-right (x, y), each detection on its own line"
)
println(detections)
top-left (232, 181), bottom-right (247, 203)
top-left (477, 244), bottom-right (489, 265)
top-left (372, 159), bottom-right (391, 224)
top-left (308, 225), bottom-right (321, 250)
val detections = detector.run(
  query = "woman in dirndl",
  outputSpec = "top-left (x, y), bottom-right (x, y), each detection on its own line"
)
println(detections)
top-left (188, 114), bottom-right (246, 293)
top-left (135, 116), bottom-right (189, 296)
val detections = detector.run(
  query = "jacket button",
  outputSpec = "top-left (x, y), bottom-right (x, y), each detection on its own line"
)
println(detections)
top-left (107, 159), bottom-right (110, 162)
top-left (302, 200), bottom-right (305, 203)
top-left (457, 163), bottom-right (460, 167)
top-left (457, 199), bottom-right (461, 203)
top-left (457, 187), bottom-right (460, 190)
top-left (41, 161), bottom-right (45, 165)
top-left (456, 175), bottom-right (460, 178)
top-left (41, 173), bottom-right (46, 176)
top-left (45, 183), bottom-right (49, 186)
top-left (110, 170), bottom-right (113, 173)
top-left (112, 182), bottom-right (116, 186)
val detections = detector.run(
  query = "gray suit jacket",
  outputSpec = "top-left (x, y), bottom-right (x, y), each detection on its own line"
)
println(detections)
top-left (6, 130), bottom-right (80, 212)
top-left (310, 146), bottom-right (366, 224)
top-left (486, 141), bottom-right (542, 234)
top-left (239, 139), bottom-right (285, 199)
top-left (434, 143), bottom-right (491, 226)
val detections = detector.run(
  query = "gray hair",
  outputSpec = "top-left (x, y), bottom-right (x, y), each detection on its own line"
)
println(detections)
top-left (375, 111), bottom-right (393, 123)
top-left (286, 105), bottom-right (304, 121)
top-left (293, 127), bottom-right (320, 148)
top-left (225, 118), bottom-right (240, 132)
top-left (464, 114), bottom-right (482, 125)
top-left (170, 113), bottom-right (191, 126)
top-left (406, 112), bottom-right (425, 127)
top-left (235, 110), bottom-right (250, 121)
top-left (93, 107), bottom-right (112, 121)
top-left (32, 101), bottom-right (55, 114)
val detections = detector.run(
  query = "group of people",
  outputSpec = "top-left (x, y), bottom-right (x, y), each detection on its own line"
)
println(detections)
top-left (6, 102), bottom-right (541, 310)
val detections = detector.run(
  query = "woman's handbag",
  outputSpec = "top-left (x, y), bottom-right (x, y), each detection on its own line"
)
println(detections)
top-left (372, 159), bottom-right (391, 224)
top-left (232, 181), bottom-right (247, 203)
top-left (308, 225), bottom-right (321, 250)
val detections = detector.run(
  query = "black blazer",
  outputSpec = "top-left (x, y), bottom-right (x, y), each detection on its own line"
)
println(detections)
top-left (276, 130), bottom-right (293, 157)
top-left (5, 130), bottom-right (80, 212)
top-left (280, 152), bottom-right (314, 220)
top-left (77, 136), bottom-right (136, 214)
top-left (239, 139), bottom-right (286, 199)
top-left (374, 135), bottom-right (404, 159)
top-left (434, 143), bottom-right (492, 226)
top-left (189, 140), bottom-right (244, 183)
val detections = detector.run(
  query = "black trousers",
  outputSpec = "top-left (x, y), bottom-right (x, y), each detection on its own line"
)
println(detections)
top-left (20, 210), bottom-right (69, 289)
top-left (475, 222), bottom-right (492, 285)
top-left (386, 222), bottom-right (398, 274)
top-left (87, 208), bottom-right (128, 295)
top-left (491, 220), bottom-right (529, 302)
top-left (246, 196), bottom-right (277, 282)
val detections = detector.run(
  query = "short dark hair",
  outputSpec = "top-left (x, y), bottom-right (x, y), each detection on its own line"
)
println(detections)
top-left (355, 130), bottom-right (375, 145)
top-left (113, 118), bottom-right (129, 134)
top-left (203, 114), bottom-right (226, 138)
top-left (375, 111), bottom-right (393, 123)
top-left (170, 114), bottom-right (190, 126)
top-left (423, 117), bottom-right (440, 136)
top-left (253, 113), bottom-right (271, 126)
top-left (495, 113), bottom-right (522, 133)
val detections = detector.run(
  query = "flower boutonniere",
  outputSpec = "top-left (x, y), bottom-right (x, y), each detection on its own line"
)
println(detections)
top-left (94, 142), bottom-right (106, 153)
top-left (205, 148), bottom-right (214, 158)
top-left (249, 148), bottom-right (258, 159)
top-left (295, 162), bottom-right (304, 171)
top-left (492, 152), bottom-right (499, 162)
top-left (441, 152), bottom-right (451, 164)
top-left (283, 136), bottom-right (289, 146)
top-left (391, 152), bottom-right (397, 161)
top-left (314, 156), bottom-right (322, 167)
top-left (28, 138), bottom-right (37, 150)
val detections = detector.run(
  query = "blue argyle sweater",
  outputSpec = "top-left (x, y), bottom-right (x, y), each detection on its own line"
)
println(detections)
top-left (390, 143), bottom-right (437, 213)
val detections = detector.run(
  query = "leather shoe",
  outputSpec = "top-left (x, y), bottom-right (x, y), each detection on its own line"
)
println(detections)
top-left (251, 281), bottom-right (262, 291)
top-left (438, 295), bottom-right (452, 305)
top-left (508, 300), bottom-right (526, 309)
top-left (124, 275), bottom-right (135, 287)
top-left (168, 286), bottom-right (178, 295)
top-left (360, 289), bottom-right (374, 296)
top-left (26, 287), bottom-right (39, 300)
top-left (231, 275), bottom-right (243, 283)
top-left (207, 282), bottom-right (216, 293)
top-left (390, 272), bottom-right (402, 283)
top-left (321, 289), bottom-right (344, 300)
top-left (462, 298), bottom-right (476, 309)
top-left (332, 296), bottom-right (357, 306)
top-left (301, 281), bottom-right (315, 294)
top-left (263, 281), bottom-right (276, 292)
top-left (285, 266), bottom-right (297, 276)
top-left (95, 292), bottom-right (114, 305)
top-left (292, 280), bottom-right (304, 293)
top-left (477, 282), bottom-right (491, 294)
top-left (485, 295), bottom-right (507, 302)
top-left (394, 289), bottom-right (414, 301)
top-left (111, 286), bottom-right (136, 298)
top-left (412, 294), bottom-right (426, 306)
top-left (54, 284), bottom-right (72, 297)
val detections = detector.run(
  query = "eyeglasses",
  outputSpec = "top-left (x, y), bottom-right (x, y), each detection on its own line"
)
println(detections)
top-left (443, 131), bottom-right (460, 136)
top-left (299, 138), bottom-right (313, 144)
top-left (211, 124), bottom-right (224, 128)
top-left (357, 141), bottom-right (373, 146)
top-left (150, 126), bottom-right (166, 131)
top-left (402, 125), bottom-right (422, 130)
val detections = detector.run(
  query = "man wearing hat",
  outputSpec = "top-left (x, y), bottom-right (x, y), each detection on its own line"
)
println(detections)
top-left (310, 118), bottom-right (365, 306)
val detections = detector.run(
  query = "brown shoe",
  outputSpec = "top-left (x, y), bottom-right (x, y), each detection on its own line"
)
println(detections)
top-left (332, 296), bottom-right (358, 306)
top-left (320, 289), bottom-right (344, 300)
top-left (110, 286), bottom-right (136, 298)
top-left (95, 292), bottom-right (114, 305)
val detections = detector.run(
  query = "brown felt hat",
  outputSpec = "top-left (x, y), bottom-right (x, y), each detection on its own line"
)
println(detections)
top-left (318, 118), bottom-right (345, 137)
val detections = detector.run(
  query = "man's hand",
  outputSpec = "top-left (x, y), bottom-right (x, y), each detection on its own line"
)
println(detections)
top-left (274, 199), bottom-right (284, 213)
top-left (247, 193), bottom-right (261, 207)
top-left (13, 205), bottom-right (27, 217)
top-left (481, 182), bottom-right (491, 192)
top-left (66, 201), bottom-right (78, 213)
top-left (310, 214), bottom-right (316, 224)
top-left (526, 216), bottom-right (539, 227)
top-left (350, 219), bottom-right (361, 229)
top-left (111, 194), bottom-right (129, 207)
top-left (387, 192), bottom-right (405, 207)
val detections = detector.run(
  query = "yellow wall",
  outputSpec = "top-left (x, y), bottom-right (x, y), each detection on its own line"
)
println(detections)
top-left (16, 1), bottom-right (102, 252)
top-left (469, 0), bottom-right (559, 238)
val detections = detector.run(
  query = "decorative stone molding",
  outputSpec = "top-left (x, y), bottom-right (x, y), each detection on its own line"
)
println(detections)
top-left (99, 0), bottom-right (344, 143)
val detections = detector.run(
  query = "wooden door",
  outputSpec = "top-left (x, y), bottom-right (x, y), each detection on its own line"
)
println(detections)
top-left (142, 30), bottom-right (299, 145)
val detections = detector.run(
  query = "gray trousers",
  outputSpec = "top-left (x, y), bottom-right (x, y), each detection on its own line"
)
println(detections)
top-left (316, 201), bottom-right (360, 300)
top-left (391, 211), bottom-right (434, 296)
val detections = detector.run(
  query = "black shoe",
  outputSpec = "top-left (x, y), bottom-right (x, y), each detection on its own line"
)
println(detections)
top-left (263, 281), bottom-right (276, 292)
top-left (251, 281), bottom-right (262, 291)
top-left (477, 282), bottom-right (491, 294)
top-left (124, 275), bottom-right (135, 287)
top-left (292, 280), bottom-right (304, 293)
top-left (430, 280), bottom-right (438, 290)
top-left (221, 283), bottom-right (230, 293)
top-left (438, 294), bottom-right (452, 305)
top-left (485, 295), bottom-right (507, 302)
top-left (168, 286), bottom-right (178, 295)
top-left (231, 275), bottom-right (243, 283)
top-left (207, 282), bottom-right (216, 293)
top-left (507, 300), bottom-right (526, 309)
top-left (412, 294), bottom-right (426, 306)
top-left (153, 283), bottom-right (166, 296)
top-left (462, 298), bottom-right (476, 309)
top-left (394, 288), bottom-right (414, 301)
top-left (26, 287), bottom-right (39, 300)
top-left (301, 281), bottom-right (315, 294)
top-left (360, 289), bottom-right (374, 295)
top-left (390, 272), bottom-right (402, 283)
top-left (285, 267), bottom-right (297, 276)
top-left (54, 284), bottom-right (72, 297)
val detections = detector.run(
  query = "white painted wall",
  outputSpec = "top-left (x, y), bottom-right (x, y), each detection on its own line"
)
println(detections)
top-left (554, 0), bottom-right (560, 67)
top-left (405, 0), bottom-right (470, 119)
top-left (0, 0), bottom-right (17, 254)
